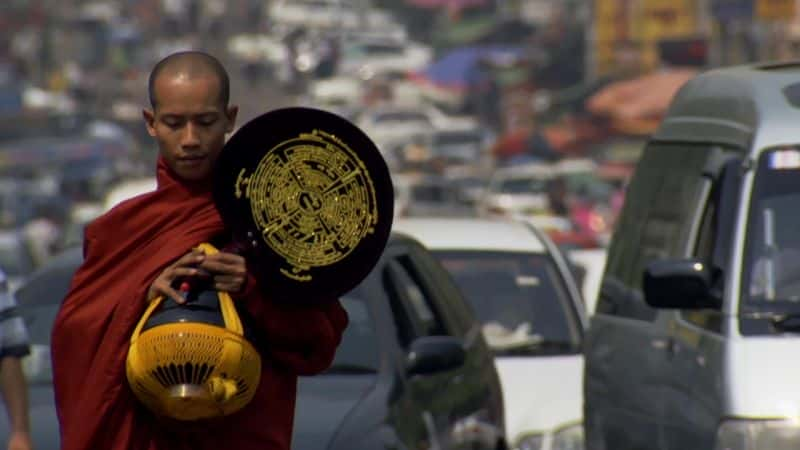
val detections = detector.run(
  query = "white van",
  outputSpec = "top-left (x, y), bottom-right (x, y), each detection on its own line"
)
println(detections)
top-left (584, 61), bottom-right (800, 450)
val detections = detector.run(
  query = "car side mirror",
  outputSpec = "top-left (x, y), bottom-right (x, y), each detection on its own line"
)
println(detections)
top-left (643, 259), bottom-right (720, 309)
top-left (406, 336), bottom-right (466, 376)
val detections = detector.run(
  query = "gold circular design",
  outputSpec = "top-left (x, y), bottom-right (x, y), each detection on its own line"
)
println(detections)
top-left (237, 130), bottom-right (379, 281)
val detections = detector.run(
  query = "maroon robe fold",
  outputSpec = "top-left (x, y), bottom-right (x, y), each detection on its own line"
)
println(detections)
top-left (51, 158), bottom-right (348, 450)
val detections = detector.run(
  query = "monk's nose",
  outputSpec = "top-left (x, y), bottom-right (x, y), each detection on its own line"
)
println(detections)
top-left (181, 122), bottom-right (201, 148)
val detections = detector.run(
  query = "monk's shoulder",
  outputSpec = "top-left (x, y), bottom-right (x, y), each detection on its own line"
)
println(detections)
top-left (85, 193), bottom-right (156, 241)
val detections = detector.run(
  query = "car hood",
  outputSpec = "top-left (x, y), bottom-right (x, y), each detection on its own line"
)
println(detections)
top-left (292, 374), bottom-right (376, 450)
top-left (495, 355), bottom-right (583, 444)
top-left (0, 384), bottom-right (59, 449)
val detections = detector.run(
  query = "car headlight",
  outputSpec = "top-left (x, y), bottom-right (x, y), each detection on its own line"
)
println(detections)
top-left (715, 419), bottom-right (800, 450)
top-left (551, 423), bottom-right (584, 450)
top-left (515, 433), bottom-right (544, 450)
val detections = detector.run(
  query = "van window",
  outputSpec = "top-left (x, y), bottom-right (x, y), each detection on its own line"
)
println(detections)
top-left (742, 147), bottom-right (800, 313)
top-left (597, 143), bottom-right (714, 320)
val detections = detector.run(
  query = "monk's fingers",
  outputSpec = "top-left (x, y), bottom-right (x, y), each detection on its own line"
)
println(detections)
top-left (168, 267), bottom-right (199, 279)
top-left (174, 249), bottom-right (206, 268)
top-left (213, 275), bottom-right (245, 293)
top-left (160, 286), bottom-right (186, 304)
top-left (212, 252), bottom-right (246, 265)
top-left (214, 274), bottom-right (245, 286)
top-left (151, 281), bottom-right (186, 304)
top-left (199, 259), bottom-right (246, 276)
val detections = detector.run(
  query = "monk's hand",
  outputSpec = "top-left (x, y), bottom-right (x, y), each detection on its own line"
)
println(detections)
top-left (199, 251), bottom-right (248, 293)
top-left (146, 249), bottom-right (205, 304)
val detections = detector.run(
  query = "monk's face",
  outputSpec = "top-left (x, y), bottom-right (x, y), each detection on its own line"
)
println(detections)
top-left (143, 74), bottom-right (237, 182)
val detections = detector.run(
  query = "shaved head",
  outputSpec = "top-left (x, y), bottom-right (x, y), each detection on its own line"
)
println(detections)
top-left (148, 51), bottom-right (230, 109)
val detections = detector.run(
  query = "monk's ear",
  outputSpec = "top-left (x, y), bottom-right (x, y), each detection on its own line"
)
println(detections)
top-left (143, 109), bottom-right (156, 137)
top-left (225, 105), bottom-right (238, 133)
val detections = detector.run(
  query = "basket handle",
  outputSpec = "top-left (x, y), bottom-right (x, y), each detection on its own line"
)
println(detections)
top-left (194, 243), bottom-right (245, 336)
top-left (130, 294), bottom-right (164, 344)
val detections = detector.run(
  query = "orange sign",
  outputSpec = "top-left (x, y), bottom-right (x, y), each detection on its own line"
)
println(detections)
top-left (756, 0), bottom-right (796, 20)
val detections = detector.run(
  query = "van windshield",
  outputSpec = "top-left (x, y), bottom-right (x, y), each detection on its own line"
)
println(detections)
top-left (741, 147), bottom-right (800, 314)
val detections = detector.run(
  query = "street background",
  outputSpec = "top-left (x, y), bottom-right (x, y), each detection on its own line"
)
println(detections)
top-left (0, 0), bottom-right (797, 305)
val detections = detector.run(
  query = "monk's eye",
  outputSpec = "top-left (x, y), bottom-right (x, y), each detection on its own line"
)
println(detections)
top-left (161, 116), bottom-right (184, 129)
top-left (196, 115), bottom-right (218, 127)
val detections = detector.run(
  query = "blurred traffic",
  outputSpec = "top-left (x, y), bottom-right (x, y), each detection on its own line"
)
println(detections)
top-left (2, 1), bottom-right (800, 450)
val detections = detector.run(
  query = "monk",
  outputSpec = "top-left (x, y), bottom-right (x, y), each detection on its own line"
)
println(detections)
top-left (51, 51), bottom-right (348, 450)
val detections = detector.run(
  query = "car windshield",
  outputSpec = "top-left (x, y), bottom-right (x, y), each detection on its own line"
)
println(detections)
top-left (562, 172), bottom-right (615, 203)
top-left (431, 134), bottom-right (482, 161)
top-left (374, 112), bottom-right (430, 125)
top-left (742, 147), bottom-right (800, 313)
top-left (326, 292), bottom-right (380, 374)
top-left (411, 183), bottom-right (454, 203)
top-left (435, 251), bottom-right (582, 356)
top-left (497, 177), bottom-right (549, 195)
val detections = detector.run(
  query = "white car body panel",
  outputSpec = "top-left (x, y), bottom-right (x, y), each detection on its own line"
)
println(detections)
top-left (496, 356), bottom-right (583, 444)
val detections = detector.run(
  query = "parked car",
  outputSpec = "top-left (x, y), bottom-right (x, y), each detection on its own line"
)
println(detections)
top-left (294, 232), bottom-right (505, 449)
top-left (393, 172), bottom-right (476, 218)
top-left (267, 0), bottom-right (361, 30)
top-left (3, 233), bottom-right (505, 450)
top-left (356, 104), bottom-right (478, 154)
top-left (584, 61), bottom-right (800, 450)
top-left (477, 162), bottom-right (553, 219)
top-left (393, 217), bottom-right (586, 450)
top-left (337, 38), bottom-right (432, 81)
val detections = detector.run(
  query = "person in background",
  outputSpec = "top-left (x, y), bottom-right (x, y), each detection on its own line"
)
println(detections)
top-left (0, 268), bottom-right (32, 450)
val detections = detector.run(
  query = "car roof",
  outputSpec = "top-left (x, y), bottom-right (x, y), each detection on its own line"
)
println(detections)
top-left (392, 217), bottom-right (546, 253)
top-left (492, 162), bottom-right (554, 178)
top-left (653, 61), bottom-right (800, 153)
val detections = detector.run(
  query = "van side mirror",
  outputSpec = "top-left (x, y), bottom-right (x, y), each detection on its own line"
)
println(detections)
top-left (406, 336), bottom-right (466, 376)
top-left (643, 259), bottom-right (721, 309)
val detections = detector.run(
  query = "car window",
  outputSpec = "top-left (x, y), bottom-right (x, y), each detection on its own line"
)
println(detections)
top-left (598, 143), bottom-right (714, 321)
top-left (742, 147), bottom-right (800, 309)
top-left (327, 293), bottom-right (380, 374)
top-left (497, 177), bottom-right (548, 194)
top-left (384, 256), bottom-right (447, 347)
top-left (373, 112), bottom-right (430, 125)
top-left (410, 183), bottom-right (454, 203)
top-left (681, 174), bottom-right (724, 333)
top-left (437, 251), bottom-right (582, 355)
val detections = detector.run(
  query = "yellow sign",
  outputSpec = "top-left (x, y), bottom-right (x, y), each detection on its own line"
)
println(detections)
top-left (592, 0), bottom-right (698, 76)
top-left (757, 0), bottom-right (796, 20)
